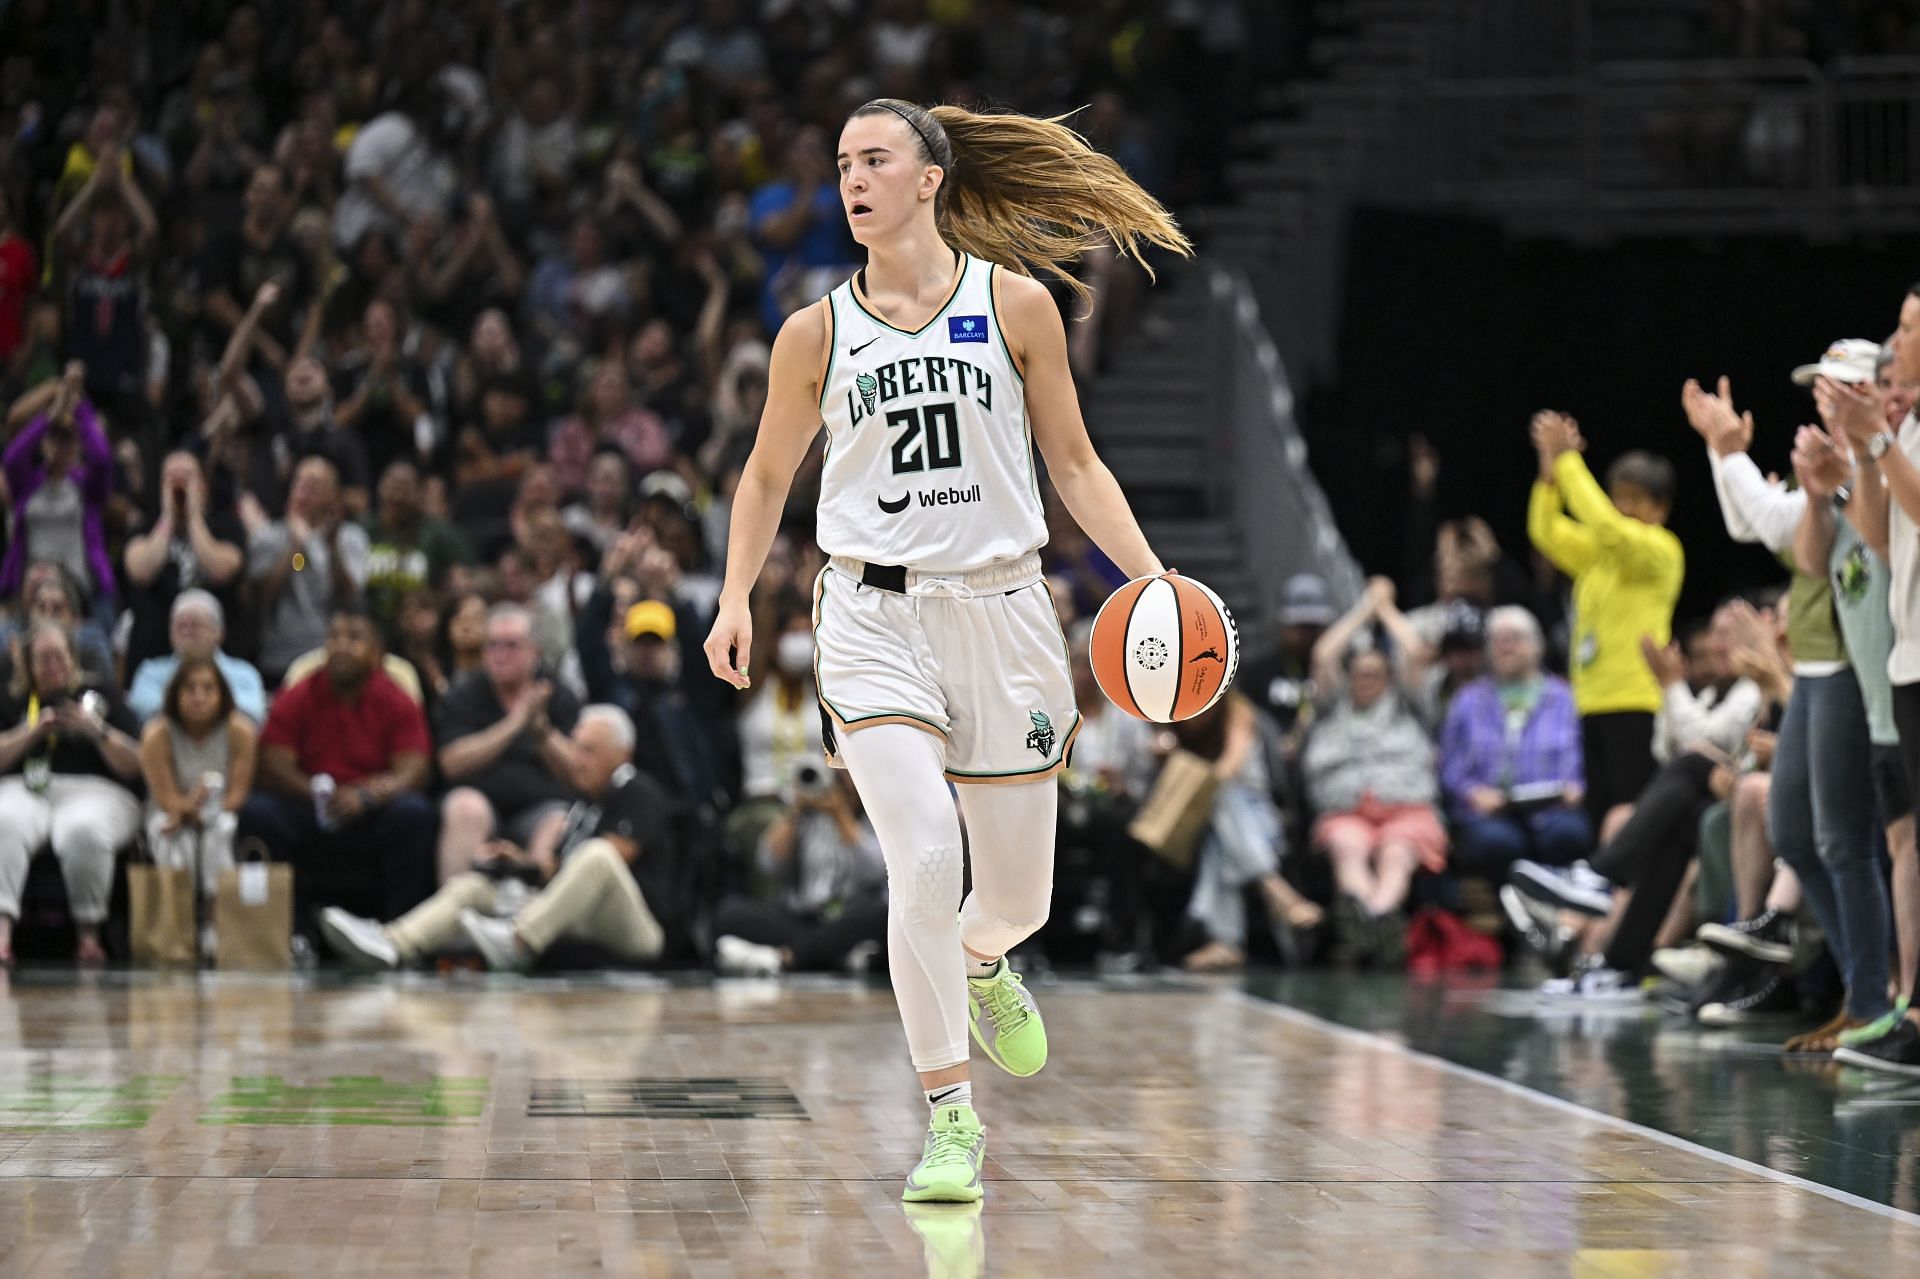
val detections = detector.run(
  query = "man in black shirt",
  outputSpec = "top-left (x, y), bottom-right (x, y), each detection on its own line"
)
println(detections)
top-left (121, 451), bottom-right (248, 674)
top-left (1237, 572), bottom-right (1337, 740)
top-left (202, 165), bottom-right (317, 376)
top-left (432, 603), bottom-right (581, 885)
top-left (320, 703), bottom-right (676, 971)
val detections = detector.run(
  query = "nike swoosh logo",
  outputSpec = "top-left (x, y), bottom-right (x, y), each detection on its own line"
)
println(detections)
top-left (850, 337), bottom-right (881, 356)
top-left (928, 1087), bottom-right (964, 1105)
top-left (877, 494), bottom-right (910, 514)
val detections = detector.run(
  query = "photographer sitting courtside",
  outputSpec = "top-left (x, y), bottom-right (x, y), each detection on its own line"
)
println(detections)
top-left (320, 705), bottom-right (676, 971)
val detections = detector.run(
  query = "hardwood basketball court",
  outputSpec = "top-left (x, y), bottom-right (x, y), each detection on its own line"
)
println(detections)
top-left (2, 970), bottom-right (1917, 1276)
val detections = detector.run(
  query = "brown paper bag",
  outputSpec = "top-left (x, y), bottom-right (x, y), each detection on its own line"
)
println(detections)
top-left (129, 863), bottom-right (198, 966)
top-left (215, 844), bottom-right (292, 970)
top-left (1127, 750), bottom-right (1221, 870)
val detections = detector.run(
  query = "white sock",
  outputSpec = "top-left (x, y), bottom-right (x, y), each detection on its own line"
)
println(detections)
top-left (965, 953), bottom-right (1001, 980)
top-left (925, 1080), bottom-right (972, 1111)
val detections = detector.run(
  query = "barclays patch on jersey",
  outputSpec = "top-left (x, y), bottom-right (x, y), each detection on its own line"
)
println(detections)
top-left (947, 315), bottom-right (989, 343)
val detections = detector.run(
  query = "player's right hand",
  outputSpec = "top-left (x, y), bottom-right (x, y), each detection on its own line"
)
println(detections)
top-left (704, 601), bottom-right (753, 690)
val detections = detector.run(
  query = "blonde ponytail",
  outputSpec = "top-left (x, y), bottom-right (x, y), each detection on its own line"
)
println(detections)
top-left (852, 99), bottom-right (1193, 306)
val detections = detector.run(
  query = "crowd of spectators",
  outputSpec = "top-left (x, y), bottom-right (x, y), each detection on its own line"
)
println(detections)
top-left (0, 0), bottom-right (1270, 975)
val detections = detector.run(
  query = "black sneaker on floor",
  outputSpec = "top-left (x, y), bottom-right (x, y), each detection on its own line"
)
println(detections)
top-left (1833, 1017), bottom-right (1920, 1078)
top-left (1695, 959), bottom-right (1796, 1026)
top-left (1697, 909), bottom-right (1796, 965)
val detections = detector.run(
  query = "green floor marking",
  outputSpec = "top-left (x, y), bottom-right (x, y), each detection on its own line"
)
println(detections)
top-left (0, 1075), bottom-right (185, 1131)
top-left (198, 1075), bottom-right (489, 1126)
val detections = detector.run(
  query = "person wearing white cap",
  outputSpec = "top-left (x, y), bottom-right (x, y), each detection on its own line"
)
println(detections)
top-left (1677, 357), bottom-right (1892, 1050)
top-left (1791, 338), bottom-right (1882, 388)
top-left (1819, 288), bottom-right (1920, 1075)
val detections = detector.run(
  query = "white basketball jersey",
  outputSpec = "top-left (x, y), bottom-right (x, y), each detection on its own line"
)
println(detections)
top-left (815, 253), bottom-right (1046, 573)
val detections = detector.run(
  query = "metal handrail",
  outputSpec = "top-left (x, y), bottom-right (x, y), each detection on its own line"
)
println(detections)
top-left (1408, 56), bottom-right (1920, 236)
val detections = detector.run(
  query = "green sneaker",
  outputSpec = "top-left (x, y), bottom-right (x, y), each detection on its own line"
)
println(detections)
top-left (1839, 997), bottom-right (1912, 1049)
top-left (902, 1103), bottom-right (986, 1203)
top-left (967, 959), bottom-right (1048, 1077)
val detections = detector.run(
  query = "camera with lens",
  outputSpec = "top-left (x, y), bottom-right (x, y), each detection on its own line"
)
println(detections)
top-left (789, 760), bottom-right (833, 802)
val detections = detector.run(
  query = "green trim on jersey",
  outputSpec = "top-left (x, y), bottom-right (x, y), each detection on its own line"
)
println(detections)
top-left (822, 696), bottom-right (951, 737)
top-left (848, 255), bottom-right (972, 336)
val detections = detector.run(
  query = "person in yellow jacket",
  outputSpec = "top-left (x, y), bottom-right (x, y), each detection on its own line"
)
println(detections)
top-left (1527, 410), bottom-right (1684, 834)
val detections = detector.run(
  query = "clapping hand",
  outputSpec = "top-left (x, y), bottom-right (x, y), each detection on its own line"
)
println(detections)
top-left (1790, 424), bottom-right (1851, 499)
top-left (513, 680), bottom-right (554, 731)
top-left (1813, 375), bottom-right (1885, 449)
top-left (1638, 634), bottom-right (1686, 688)
top-left (1362, 575), bottom-right (1396, 615)
top-left (1680, 377), bottom-right (1754, 457)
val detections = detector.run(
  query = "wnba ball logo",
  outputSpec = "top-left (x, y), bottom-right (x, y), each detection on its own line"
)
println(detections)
top-left (1134, 637), bottom-right (1168, 670)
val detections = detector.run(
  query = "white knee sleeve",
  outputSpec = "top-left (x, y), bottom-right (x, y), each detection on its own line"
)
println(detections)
top-left (957, 781), bottom-right (1057, 959)
top-left (836, 724), bottom-right (971, 1072)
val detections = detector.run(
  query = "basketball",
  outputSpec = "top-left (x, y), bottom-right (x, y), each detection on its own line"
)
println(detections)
top-left (1089, 573), bottom-right (1240, 723)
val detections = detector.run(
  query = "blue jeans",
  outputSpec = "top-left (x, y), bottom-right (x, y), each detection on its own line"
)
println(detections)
top-left (1768, 668), bottom-right (1890, 1021)
top-left (1449, 807), bottom-right (1593, 880)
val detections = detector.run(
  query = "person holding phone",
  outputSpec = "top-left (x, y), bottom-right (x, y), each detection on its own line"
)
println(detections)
top-left (0, 622), bottom-right (143, 966)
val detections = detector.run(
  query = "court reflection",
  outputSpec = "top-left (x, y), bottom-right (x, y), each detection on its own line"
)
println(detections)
top-left (903, 1201), bottom-right (985, 1279)
top-left (1248, 969), bottom-right (1920, 1215)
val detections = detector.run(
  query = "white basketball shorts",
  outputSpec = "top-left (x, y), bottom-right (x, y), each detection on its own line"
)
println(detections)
top-left (811, 553), bottom-right (1081, 784)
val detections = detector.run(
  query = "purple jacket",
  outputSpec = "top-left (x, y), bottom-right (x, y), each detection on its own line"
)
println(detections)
top-left (1438, 675), bottom-right (1583, 819)
top-left (1, 399), bottom-right (117, 598)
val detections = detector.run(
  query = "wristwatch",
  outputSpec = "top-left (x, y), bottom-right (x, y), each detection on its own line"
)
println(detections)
top-left (1868, 431), bottom-right (1895, 462)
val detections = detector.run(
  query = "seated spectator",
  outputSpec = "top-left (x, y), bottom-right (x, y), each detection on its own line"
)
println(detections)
top-left (1440, 606), bottom-right (1590, 879)
top-left (434, 604), bottom-right (583, 885)
top-left (1237, 572), bottom-right (1336, 749)
top-left (127, 590), bottom-right (267, 724)
top-left (319, 705), bottom-right (675, 972)
top-left (2, 364), bottom-right (117, 619)
top-left (120, 449), bottom-right (246, 675)
top-left (1178, 691), bottom-right (1328, 972)
top-left (1509, 598), bottom-right (1779, 995)
top-left (1055, 619), bottom-right (1167, 963)
top-left (396, 589), bottom-right (487, 710)
top-left (1419, 599), bottom-right (1488, 727)
top-left (0, 622), bottom-right (144, 965)
top-left (361, 459), bottom-right (473, 633)
top-left (137, 657), bottom-right (257, 954)
top-left (2, 565), bottom-right (115, 682)
top-left (238, 605), bottom-right (435, 937)
top-left (1303, 578), bottom-right (1446, 965)
top-left (713, 768), bottom-right (886, 975)
top-left (248, 455), bottom-right (370, 685)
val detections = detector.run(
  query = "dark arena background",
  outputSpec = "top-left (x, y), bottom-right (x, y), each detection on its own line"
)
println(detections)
top-left (0, 1), bottom-right (1918, 1275)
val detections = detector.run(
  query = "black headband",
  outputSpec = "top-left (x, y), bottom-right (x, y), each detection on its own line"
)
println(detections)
top-left (872, 100), bottom-right (942, 164)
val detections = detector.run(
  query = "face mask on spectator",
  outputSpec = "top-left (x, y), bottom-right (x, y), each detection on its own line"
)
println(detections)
top-left (776, 632), bottom-right (814, 677)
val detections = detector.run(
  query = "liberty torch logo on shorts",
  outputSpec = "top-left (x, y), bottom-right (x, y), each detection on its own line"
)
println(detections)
top-left (1025, 711), bottom-right (1056, 757)
top-left (948, 315), bottom-right (989, 343)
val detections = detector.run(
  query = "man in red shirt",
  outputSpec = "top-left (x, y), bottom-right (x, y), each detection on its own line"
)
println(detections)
top-left (239, 603), bottom-right (436, 938)
top-left (0, 186), bottom-right (34, 369)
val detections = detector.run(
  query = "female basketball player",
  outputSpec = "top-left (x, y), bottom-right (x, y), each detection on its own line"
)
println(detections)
top-left (703, 99), bottom-right (1190, 1203)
